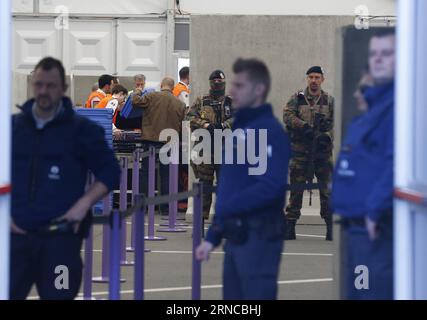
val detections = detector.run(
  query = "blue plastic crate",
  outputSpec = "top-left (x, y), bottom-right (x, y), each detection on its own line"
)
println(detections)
top-left (74, 107), bottom-right (114, 214)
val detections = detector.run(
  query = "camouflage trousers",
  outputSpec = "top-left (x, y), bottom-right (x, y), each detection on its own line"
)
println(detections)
top-left (285, 158), bottom-right (332, 221)
top-left (192, 162), bottom-right (220, 219)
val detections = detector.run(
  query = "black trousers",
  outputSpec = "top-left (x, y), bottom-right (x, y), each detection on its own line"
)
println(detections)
top-left (10, 232), bottom-right (83, 300)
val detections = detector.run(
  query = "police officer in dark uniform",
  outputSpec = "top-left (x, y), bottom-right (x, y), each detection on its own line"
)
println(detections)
top-left (332, 29), bottom-right (395, 299)
top-left (10, 57), bottom-right (120, 300)
top-left (196, 58), bottom-right (291, 300)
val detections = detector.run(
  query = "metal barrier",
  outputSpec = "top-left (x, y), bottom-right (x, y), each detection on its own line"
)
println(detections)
top-left (81, 142), bottom-right (330, 300)
top-left (81, 185), bottom-right (202, 300)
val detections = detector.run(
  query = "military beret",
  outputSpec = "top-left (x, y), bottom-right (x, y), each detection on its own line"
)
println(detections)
top-left (306, 66), bottom-right (324, 75)
top-left (209, 70), bottom-right (225, 80)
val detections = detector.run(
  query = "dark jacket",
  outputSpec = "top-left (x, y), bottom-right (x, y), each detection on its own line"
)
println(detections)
top-left (331, 82), bottom-right (394, 222)
top-left (132, 89), bottom-right (185, 142)
top-left (205, 104), bottom-right (291, 247)
top-left (12, 97), bottom-right (121, 231)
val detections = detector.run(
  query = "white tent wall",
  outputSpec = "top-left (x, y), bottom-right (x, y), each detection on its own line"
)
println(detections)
top-left (12, 0), bottom-right (33, 13)
top-left (11, 17), bottom-right (169, 107)
top-left (13, 0), bottom-right (168, 15)
top-left (12, 0), bottom-right (395, 16)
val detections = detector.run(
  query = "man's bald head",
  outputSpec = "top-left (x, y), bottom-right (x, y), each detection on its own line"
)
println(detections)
top-left (161, 77), bottom-right (175, 90)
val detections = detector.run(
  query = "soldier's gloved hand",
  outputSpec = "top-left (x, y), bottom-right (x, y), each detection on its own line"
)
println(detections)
top-left (302, 123), bottom-right (314, 141)
top-left (319, 119), bottom-right (331, 132)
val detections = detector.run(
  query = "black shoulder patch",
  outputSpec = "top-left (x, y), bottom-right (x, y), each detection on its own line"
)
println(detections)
top-left (297, 92), bottom-right (308, 106)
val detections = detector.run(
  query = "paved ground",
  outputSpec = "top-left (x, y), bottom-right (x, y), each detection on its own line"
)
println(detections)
top-left (28, 191), bottom-right (339, 300)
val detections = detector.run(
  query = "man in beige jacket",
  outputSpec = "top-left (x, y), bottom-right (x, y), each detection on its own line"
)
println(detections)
top-left (132, 77), bottom-right (185, 215)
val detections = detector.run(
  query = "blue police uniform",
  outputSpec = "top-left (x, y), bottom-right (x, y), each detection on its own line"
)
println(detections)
top-left (205, 103), bottom-right (291, 300)
top-left (11, 97), bottom-right (120, 299)
top-left (331, 82), bottom-right (394, 299)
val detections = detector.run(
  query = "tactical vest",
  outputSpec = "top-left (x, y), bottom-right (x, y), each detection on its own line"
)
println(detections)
top-left (295, 90), bottom-right (332, 127)
top-left (290, 90), bottom-right (334, 157)
top-left (200, 95), bottom-right (233, 125)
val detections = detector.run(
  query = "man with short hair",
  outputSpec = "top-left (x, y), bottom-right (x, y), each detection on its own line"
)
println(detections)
top-left (196, 58), bottom-right (291, 300)
top-left (95, 76), bottom-right (120, 109)
top-left (105, 84), bottom-right (128, 111)
top-left (173, 66), bottom-right (190, 108)
top-left (132, 74), bottom-right (146, 93)
top-left (11, 57), bottom-right (120, 300)
top-left (332, 29), bottom-right (395, 300)
top-left (283, 66), bottom-right (335, 241)
top-left (85, 74), bottom-right (115, 108)
top-left (132, 77), bottom-right (186, 215)
top-left (172, 66), bottom-right (191, 212)
top-left (102, 84), bottom-right (129, 138)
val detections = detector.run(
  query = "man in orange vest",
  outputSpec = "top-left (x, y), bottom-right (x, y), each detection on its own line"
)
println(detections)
top-left (173, 67), bottom-right (190, 213)
top-left (173, 66), bottom-right (190, 108)
top-left (85, 74), bottom-right (115, 108)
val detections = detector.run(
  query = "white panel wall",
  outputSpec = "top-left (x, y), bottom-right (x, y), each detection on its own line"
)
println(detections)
top-left (13, 0), bottom-right (395, 16)
top-left (117, 20), bottom-right (166, 88)
top-left (38, 0), bottom-right (167, 15)
top-left (12, 0), bottom-right (32, 12)
top-left (64, 20), bottom-right (114, 75)
top-left (12, 19), bottom-right (61, 72)
top-left (12, 18), bottom-right (167, 78)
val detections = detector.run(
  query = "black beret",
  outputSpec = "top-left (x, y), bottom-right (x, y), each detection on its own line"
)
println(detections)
top-left (306, 66), bottom-right (324, 75)
top-left (209, 70), bottom-right (225, 80)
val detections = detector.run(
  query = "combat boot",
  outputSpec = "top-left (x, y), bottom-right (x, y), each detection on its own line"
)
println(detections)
top-left (325, 218), bottom-right (332, 241)
top-left (285, 219), bottom-right (296, 240)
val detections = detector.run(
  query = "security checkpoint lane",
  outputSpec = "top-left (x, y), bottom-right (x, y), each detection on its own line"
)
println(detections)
top-left (27, 212), bottom-right (334, 300)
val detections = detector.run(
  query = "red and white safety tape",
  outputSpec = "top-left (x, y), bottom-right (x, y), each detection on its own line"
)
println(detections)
top-left (394, 187), bottom-right (427, 205)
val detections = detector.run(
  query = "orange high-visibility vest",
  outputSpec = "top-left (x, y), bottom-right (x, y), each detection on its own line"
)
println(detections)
top-left (173, 82), bottom-right (190, 97)
top-left (95, 95), bottom-right (113, 109)
top-left (85, 89), bottom-right (107, 108)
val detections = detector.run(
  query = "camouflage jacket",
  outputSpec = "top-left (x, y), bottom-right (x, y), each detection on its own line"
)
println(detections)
top-left (186, 94), bottom-right (233, 131)
top-left (283, 88), bottom-right (334, 155)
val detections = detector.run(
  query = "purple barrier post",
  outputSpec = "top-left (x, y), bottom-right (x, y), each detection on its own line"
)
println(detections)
top-left (109, 210), bottom-right (121, 300)
top-left (134, 195), bottom-right (146, 300)
top-left (83, 225), bottom-right (95, 300)
top-left (158, 142), bottom-right (186, 233)
top-left (120, 156), bottom-right (134, 266)
top-left (127, 150), bottom-right (138, 252)
top-left (146, 146), bottom-right (167, 240)
top-left (93, 197), bottom-right (110, 283)
top-left (93, 196), bottom-right (126, 283)
top-left (192, 183), bottom-right (203, 300)
top-left (127, 149), bottom-right (152, 251)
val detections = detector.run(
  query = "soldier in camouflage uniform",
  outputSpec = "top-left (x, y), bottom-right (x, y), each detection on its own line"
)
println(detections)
top-left (186, 70), bottom-right (233, 220)
top-left (283, 66), bottom-right (334, 241)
